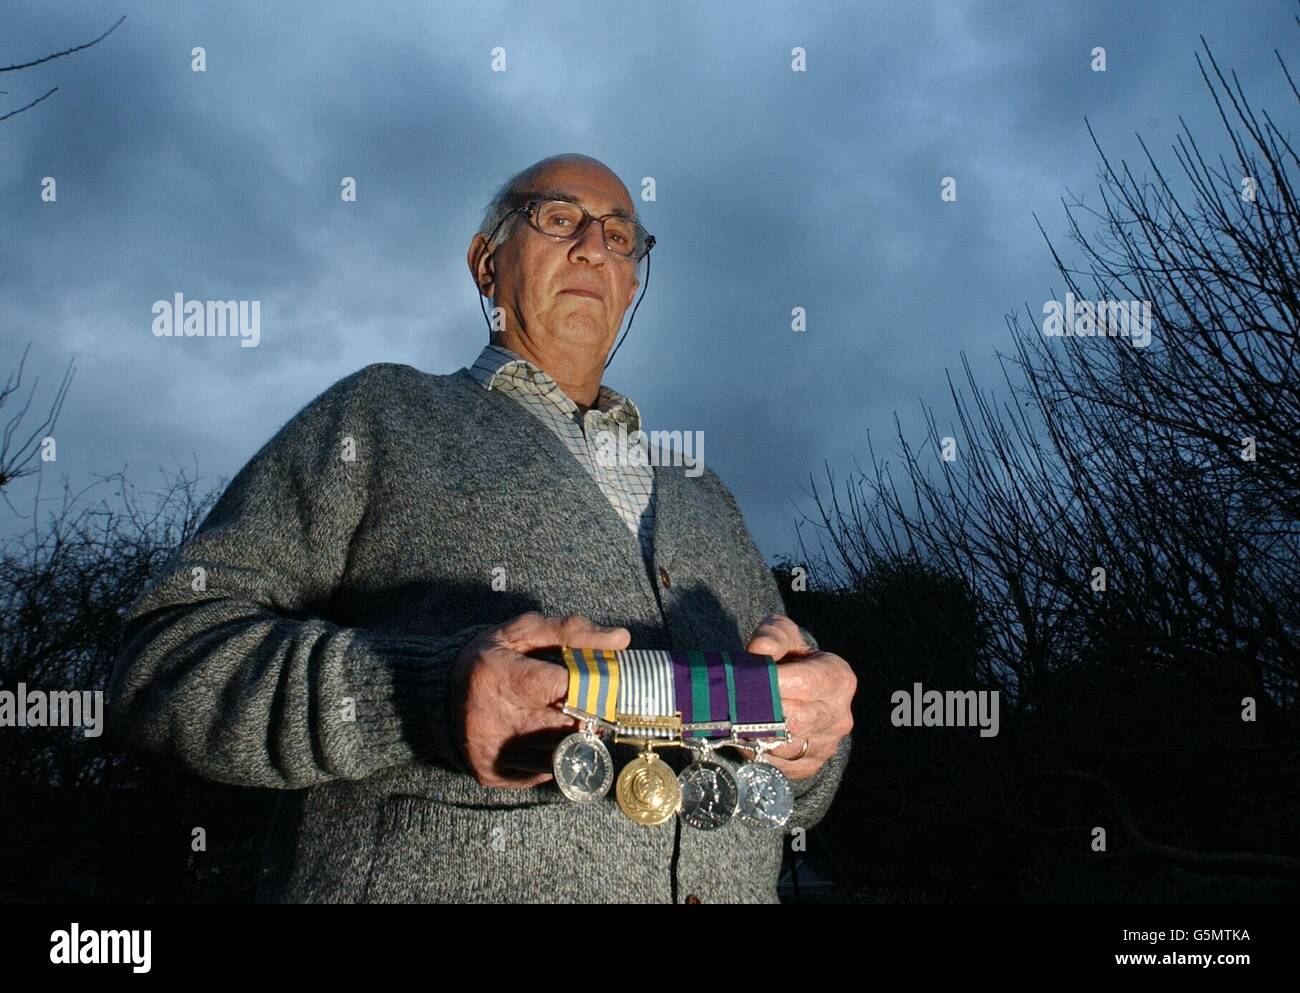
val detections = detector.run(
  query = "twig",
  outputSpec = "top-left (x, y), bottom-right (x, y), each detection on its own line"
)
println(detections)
top-left (0, 15), bottom-right (127, 73)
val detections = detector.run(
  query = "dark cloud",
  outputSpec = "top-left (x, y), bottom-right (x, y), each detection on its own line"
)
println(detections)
top-left (2, 0), bottom-right (1294, 567)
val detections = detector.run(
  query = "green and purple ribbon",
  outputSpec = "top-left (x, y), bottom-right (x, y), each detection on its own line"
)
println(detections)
top-left (671, 649), bottom-right (783, 740)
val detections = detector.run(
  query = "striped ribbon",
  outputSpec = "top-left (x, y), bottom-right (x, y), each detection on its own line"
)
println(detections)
top-left (562, 647), bottom-right (620, 722)
top-left (617, 649), bottom-right (677, 738)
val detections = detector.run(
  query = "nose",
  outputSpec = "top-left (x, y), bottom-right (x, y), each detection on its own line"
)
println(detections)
top-left (569, 215), bottom-right (610, 262)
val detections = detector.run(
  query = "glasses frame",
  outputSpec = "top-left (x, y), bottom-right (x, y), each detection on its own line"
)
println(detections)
top-left (503, 197), bottom-right (656, 262)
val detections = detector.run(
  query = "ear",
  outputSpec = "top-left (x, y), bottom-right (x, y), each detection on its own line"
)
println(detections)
top-left (467, 234), bottom-right (495, 299)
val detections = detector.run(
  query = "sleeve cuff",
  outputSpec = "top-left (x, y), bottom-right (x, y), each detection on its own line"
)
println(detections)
top-left (343, 624), bottom-right (495, 776)
top-left (786, 733), bottom-right (852, 832)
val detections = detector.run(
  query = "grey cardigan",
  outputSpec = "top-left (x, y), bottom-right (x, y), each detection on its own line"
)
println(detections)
top-left (108, 362), bottom-right (851, 903)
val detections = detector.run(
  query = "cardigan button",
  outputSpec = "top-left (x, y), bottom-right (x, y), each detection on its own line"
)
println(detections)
top-left (685, 894), bottom-right (701, 904)
top-left (658, 566), bottom-right (672, 588)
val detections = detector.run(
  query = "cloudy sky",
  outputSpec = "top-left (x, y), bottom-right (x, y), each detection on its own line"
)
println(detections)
top-left (2, 0), bottom-right (1295, 568)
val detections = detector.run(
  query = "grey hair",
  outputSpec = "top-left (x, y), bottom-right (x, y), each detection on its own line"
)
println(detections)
top-left (476, 168), bottom-right (534, 338)
top-left (477, 173), bottom-right (530, 251)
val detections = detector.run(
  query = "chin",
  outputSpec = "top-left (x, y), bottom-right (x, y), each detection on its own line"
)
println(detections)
top-left (555, 321), bottom-right (610, 346)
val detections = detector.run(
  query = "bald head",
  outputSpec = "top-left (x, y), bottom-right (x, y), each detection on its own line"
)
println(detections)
top-left (479, 154), bottom-right (639, 250)
top-left (511, 153), bottom-right (625, 196)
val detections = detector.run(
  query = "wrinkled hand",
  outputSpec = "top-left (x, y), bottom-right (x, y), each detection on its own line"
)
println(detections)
top-left (746, 613), bottom-right (855, 781)
top-left (451, 612), bottom-right (630, 788)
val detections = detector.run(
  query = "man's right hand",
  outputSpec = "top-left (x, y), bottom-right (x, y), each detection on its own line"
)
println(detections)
top-left (449, 612), bottom-right (631, 788)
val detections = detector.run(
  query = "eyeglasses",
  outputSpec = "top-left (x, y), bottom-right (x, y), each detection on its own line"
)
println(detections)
top-left (499, 198), bottom-right (656, 262)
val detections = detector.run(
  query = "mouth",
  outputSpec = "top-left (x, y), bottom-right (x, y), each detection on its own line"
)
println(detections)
top-left (560, 288), bottom-right (602, 300)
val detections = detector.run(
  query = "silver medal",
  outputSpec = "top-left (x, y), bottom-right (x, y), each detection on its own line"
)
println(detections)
top-left (734, 757), bottom-right (794, 830)
top-left (552, 728), bottom-right (614, 802)
top-left (678, 748), bottom-right (740, 830)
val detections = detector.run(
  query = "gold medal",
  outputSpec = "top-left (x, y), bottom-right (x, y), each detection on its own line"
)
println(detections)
top-left (615, 747), bottom-right (681, 826)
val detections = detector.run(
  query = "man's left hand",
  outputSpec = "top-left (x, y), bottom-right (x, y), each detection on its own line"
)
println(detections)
top-left (745, 613), bottom-right (855, 781)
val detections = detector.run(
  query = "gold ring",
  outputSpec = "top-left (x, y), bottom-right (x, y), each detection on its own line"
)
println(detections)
top-left (787, 737), bottom-right (809, 760)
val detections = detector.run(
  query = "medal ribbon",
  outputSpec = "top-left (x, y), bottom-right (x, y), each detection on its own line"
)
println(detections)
top-left (672, 650), bottom-right (730, 740)
top-left (670, 649), bottom-right (784, 739)
top-left (562, 647), bottom-right (620, 723)
top-left (617, 649), bottom-right (676, 738)
top-left (725, 649), bottom-right (785, 739)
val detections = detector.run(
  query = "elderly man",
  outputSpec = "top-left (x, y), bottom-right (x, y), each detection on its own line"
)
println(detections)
top-left (109, 153), bottom-right (855, 903)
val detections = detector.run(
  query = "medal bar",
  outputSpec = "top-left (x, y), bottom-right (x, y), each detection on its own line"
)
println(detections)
top-left (550, 647), bottom-right (794, 830)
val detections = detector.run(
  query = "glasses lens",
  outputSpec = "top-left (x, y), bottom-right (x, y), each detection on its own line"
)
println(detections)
top-left (535, 200), bottom-right (584, 236)
top-left (602, 217), bottom-right (640, 257)
top-left (533, 200), bottom-right (646, 259)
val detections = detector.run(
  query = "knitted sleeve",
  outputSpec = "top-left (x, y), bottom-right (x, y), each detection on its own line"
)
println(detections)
top-left (108, 363), bottom-right (490, 790)
top-left (703, 467), bottom-right (853, 833)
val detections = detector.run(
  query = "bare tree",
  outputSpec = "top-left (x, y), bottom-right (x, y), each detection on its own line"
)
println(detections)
top-left (0, 460), bottom-right (218, 788)
top-left (793, 28), bottom-right (1299, 889)
top-left (800, 31), bottom-right (1298, 715)
top-left (0, 344), bottom-right (75, 511)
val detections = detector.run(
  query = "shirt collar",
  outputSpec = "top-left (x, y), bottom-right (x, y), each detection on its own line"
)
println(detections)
top-left (468, 342), bottom-right (643, 432)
